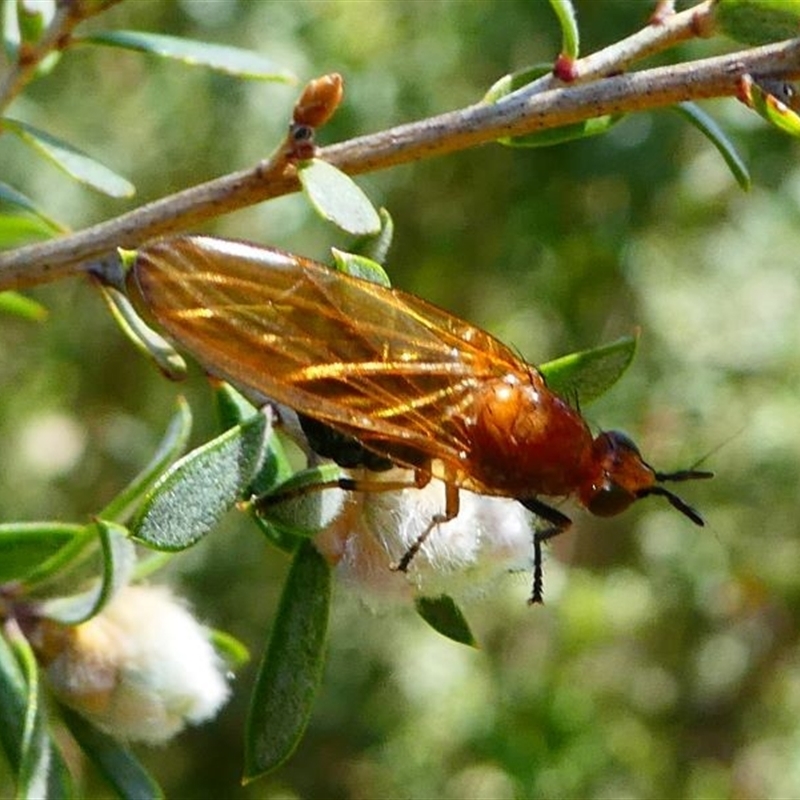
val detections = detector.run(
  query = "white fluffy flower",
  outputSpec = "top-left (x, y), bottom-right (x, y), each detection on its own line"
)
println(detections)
top-left (314, 468), bottom-right (534, 604)
top-left (41, 585), bottom-right (229, 744)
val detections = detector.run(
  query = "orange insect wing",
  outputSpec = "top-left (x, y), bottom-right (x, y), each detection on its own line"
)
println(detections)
top-left (128, 236), bottom-right (536, 485)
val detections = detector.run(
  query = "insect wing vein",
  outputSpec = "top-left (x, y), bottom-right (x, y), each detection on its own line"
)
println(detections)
top-left (131, 236), bottom-right (527, 469)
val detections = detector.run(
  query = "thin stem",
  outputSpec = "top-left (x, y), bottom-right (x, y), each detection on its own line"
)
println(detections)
top-left (510, 0), bottom-right (715, 97)
top-left (0, 34), bottom-right (799, 291)
top-left (0, 1), bottom-right (123, 109)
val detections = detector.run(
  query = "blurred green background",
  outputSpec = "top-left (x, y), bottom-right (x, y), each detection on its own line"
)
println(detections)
top-left (2, 1), bottom-right (800, 797)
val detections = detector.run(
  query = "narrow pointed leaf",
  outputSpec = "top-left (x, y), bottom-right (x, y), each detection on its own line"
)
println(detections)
top-left (415, 595), bottom-right (478, 648)
top-left (209, 384), bottom-right (295, 501)
top-left (0, 181), bottom-right (66, 231)
top-left (484, 65), bottom-right (621, 147)
top-left (99, 398), bottom-right (193, 523)
top-left (548, 0), bottom-right (580, 59)
top-left (0, 628), bottom-right (70, 799)
top-left (0, 522), bottom-right (82, 583)
top-left (96, 279), bottom-right (187, 382)
top-left (483, 64), bottom-right (550, 104)
top-left (45, 730), bottom-right (74, 798)
top-left (0, 290), bottom-right (47, 321)
top-left (500, 113), bottom-right (622, 148)
top-left (254, 463), bottom-right (346, 538)
top-left (250, 438), bottom-right (294, 500)
top-left (3, 1), bottom-right (61, 78)
top-left (714, 0), bottom-right (800, 45)
top-left (2, 118), bottom-right (135, 197)
top-left (746, 78), bottom-right (800, 137)
top-left (212, 384), bottom-right (298, 548)
top-left (540, 335), bottom-right (638, 405)
top-left (39, 521), bottom-right (135, 624)
top-left (213, 380), bottom-right (259, 431)
top-left (330, 248), bottom-right (391, 287)
top-left (251, 516), bottom-right (304, 555)
top-left (131, 411), bottom-right (271, 550)
top-left (0, 213), bottom-right (58, 246)
top-left (80, 30), bottom-right (296, 82)
top-left (130, 551), bottom-right (173, 582)
top-left (13, 628), bottom-right (53, 800)
top-left (675, 102), bottom-right (750, 190)
top-left (348, 206), bottom-right (394, 265)
top-left (299, 158), bottom-right (381, 235)
top-left (210, 629), bottom-right (251, 670)
top-left (61, 706), bottom-right (164, 800)
top-left (244, 540), bottom-right (331, 781)
top-left (19, 524), bottom-right (100, 593)
top-left (0, 628), bottom-right (28, 773)
top-left (15, 0), bottom-right (52, 47)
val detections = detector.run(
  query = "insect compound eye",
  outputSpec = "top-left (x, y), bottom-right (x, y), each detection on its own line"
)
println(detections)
top-left (601, 429), bottom-right (642, 458)
top-left (586, 481), bottom-right (636, 518)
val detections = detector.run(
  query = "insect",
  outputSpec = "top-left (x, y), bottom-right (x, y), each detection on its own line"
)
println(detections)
top-left (125, 234), bottom-right (712, 603)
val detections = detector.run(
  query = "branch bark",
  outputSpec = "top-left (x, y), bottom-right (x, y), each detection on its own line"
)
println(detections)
top-left (1, 21), bottom-right (799, 292)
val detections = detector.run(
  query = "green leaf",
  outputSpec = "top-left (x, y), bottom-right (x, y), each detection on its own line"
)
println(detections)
top-left (210, 629), bottom-right (251, 670)
top-left (213, 381), bottom-right (259, 431)
top-left (714, 0), bottom-right (800, 45)
top-left (0, 628), bottom-right (29, 775)
top-left (60, 706), bottom-right (164, 800)
top-left (130, 550), bottom-right (174, 582)
top-left (97, 278), bottom-right (187, 382)
top-left (484, 65), bottom-right (621, 147)
top-left (19, 524), bottom-right (102, 594)
top-left (483, 64), bottom-right (551, 104)
top-left (2, 118), bottom-right (135, 197)
top-left (501, 114), bottom-right (621, 148)
top-left (0, 622), bottom-right (73, 798)
top-left (12, 627), bottom-right (53, 800)
top-left (253, 463), bottom-right (346, 538)
top-left (548, 0), bottom-right (580, 59)
top-left (299, 158), bottom-right (381, 236)
top-left (675, 102), bottom-right (751, 190)
top-left (211, 385), bottom-right (297, 548)
top-left (745, 78), bottom-right (800, 137)
top-left (80, 30), bottom-right (296, 82)
top-left (211, 383), bottom-right (296, 504)
top-left (252, 439), bottom-right (296, 500)
top-left (251, 516), bottom-right (304, 555)
top-left (38, 521), bottom-right (135, 624)
top-left (131, 411), bottom-right (271, 550)
top-left (0, 213), bottom-right (58, 247)
top-left (415, 595), bottom-right (479, 648)
top-left (15, 0), bottom-right (53, 47)
top-left (3, 1), bottom-right (60, 77)
top-left (330, 248), bottom-right (391, 287)
top-left (99, 398), bottom-right (193, 523)
top-left (0, 522), bottom-right (83, 583)
top-left (0, 181), bottom-right (67, 232)
top-left (539, 335), bottom-right (638, 406)
top-left (244, 540), bottom-right (331, 781)
top-left (348, 206), bottom-right (395, 265)
top-left (0, 290), bottom-right (48, 321)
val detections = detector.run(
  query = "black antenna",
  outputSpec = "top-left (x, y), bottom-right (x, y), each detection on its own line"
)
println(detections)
top-left (635, 465), bottom-right (713, 525)
top-left (654, 468), bottom-right (714, 483)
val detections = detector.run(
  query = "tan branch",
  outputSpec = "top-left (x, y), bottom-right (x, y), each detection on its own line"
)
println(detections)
top-left (0, 1), bottom-right (124, 108)
top-left (1, 35), bottom-right (799, 292)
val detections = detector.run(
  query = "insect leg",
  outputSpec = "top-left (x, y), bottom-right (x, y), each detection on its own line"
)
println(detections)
top-left (252, 472), bottom-right (424, 514)
top-left (391, 479), bottom-right (458, 573)
top-left (519, 497), bottom-right (573, 605)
